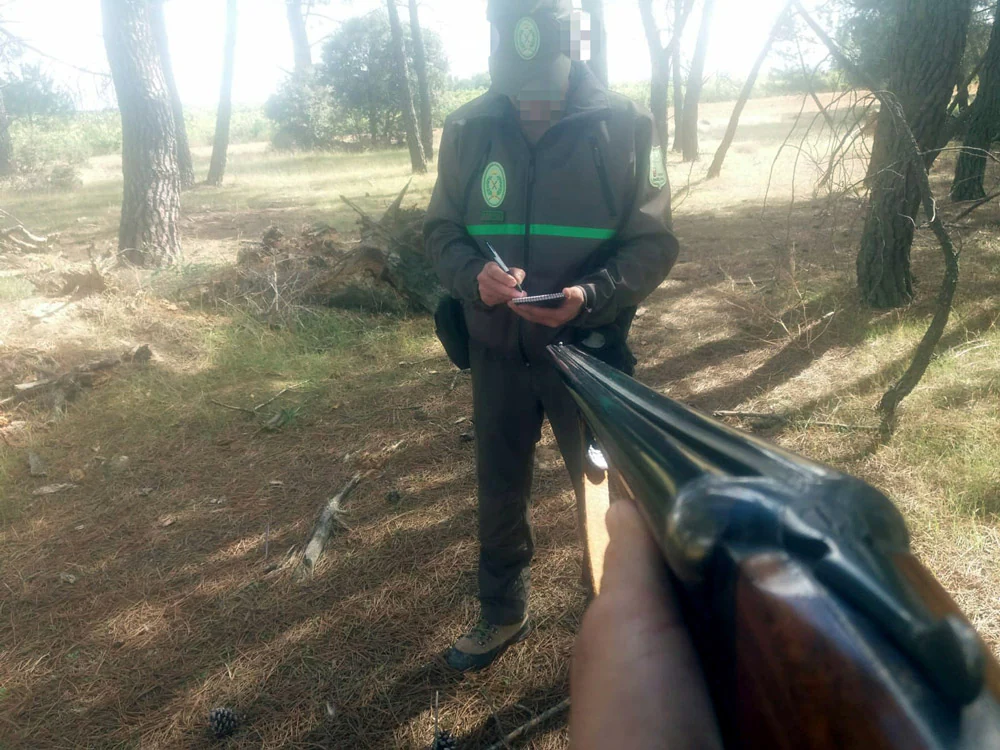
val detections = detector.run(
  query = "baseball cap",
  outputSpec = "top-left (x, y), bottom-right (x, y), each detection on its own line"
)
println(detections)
top-left (486, 0), bottom-right (590, 101)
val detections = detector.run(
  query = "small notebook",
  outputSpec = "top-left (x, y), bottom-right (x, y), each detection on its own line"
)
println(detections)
top-left (510, 293), bottom-right (567, 308)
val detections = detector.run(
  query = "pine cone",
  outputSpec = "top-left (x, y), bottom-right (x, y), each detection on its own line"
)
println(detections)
top-left (431, 729), bottom-right (457, 750)
top-left (209, 707), bottom-right (239, 739)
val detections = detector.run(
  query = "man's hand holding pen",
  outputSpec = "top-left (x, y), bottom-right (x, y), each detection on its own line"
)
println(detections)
top-left (477, 261), bottom-right (526, 306)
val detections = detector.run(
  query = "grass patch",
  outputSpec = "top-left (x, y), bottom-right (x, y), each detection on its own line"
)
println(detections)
top-left (0, 308), bottom-right (435, 496)
top-left (0, 277), bottom-right (35, 302)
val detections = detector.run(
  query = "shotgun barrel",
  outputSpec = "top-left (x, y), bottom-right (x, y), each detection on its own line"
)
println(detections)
top-left (548, 344), bottom-right (1000, 750)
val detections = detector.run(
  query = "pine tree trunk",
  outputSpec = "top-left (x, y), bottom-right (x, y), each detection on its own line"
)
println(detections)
top-left (639, 0), bottom-right (669, 151)
top-left (285, 0), bottom-right (312, 78)
top-left (150, 0), bottom-right (194, 189)
top-left (0, 87), bottom-right (12, 176)
top-left (671, 0), bottom-right (684, 152)
top-left (387, 0), bottom-right (426, 174)
top-left (679, 0), bottom-right (715, 162)
top-left (707, 2), bottom-right (788, 179)
top-left (951, 4), bottom-right (1000, 202)
top-left (408, 0), bottom-right (434, 160)
top-left (101, 0), bottom-right (182, 267)
top-left (858, 0), bottom-right (971, 308)
top-left (583, 0), bottom-right (608, 86)
top-left (207, 0), bottom-right (238, 187)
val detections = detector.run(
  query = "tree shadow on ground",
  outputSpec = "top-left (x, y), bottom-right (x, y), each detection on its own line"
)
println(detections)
top-left (2, 185), bottom-right (996, 747)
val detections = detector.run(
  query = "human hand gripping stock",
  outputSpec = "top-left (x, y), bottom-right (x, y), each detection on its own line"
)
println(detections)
top-left (569, 498), bottom-right (723, 750)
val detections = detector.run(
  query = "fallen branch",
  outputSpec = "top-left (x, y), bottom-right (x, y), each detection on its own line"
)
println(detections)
top-left (6, 346), bottom-right (151, 406)
top-left (482, 698), bottom-right (570, 750)
top-left (4, 225), bottom-right (49, 244)
top-left (952, 189), bottom-right (1000, 223)
top-left (210, 381), bottom-right (308, 417)
top-left (339, 193), bottom-right (407, 248)
top-left (0, 225), bottom-right (53, 253)
top-left (209, 399), bottom-right (256, 416)
top-left (253, 382), bottom-right (308, 412)
top-left (294, 473), bottom-right (362, 579)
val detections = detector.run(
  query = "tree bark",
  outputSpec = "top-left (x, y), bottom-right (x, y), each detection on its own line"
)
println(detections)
top-left (101, 0), bottom-right (182, 267)
top-left (857, 0), bottom-right (971, 308)
top-left (387, 0), bottom-right (426, 174)
top-left (707, 2), bottom-right (789, 179)
top-left (0, 87), bottom-right (12, 176)
top-left (285, 0), bottom-right (312, 78)
top-left (207, 0), bottom-right (238, 186)
top-left (671, 0), bottom-right (684, 152)
top-left (951, 3), bottom-right (1000, 202)
top-left (408, 0), bottom-right (434, 160)
top-left (582, 0), bottom-right (608, 87)
top-left (679, 0), bottom-right (716, 162)
top-left (150, 0), bottom-right (194, 189)
top-left (639, 0), bottom-right (669, 153)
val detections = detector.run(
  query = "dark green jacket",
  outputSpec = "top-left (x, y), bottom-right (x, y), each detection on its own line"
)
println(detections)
top-left (424, 62), bottom-right (678, 364)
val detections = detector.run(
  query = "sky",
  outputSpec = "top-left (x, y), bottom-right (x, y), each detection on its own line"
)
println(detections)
top-left (3, 0), bottom-right (802, 110)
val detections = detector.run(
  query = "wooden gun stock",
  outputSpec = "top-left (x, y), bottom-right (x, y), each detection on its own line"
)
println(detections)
top-left (720, 552), bottom-right (1000, 749)
top-left (549, 345), bottom-right (1000, 749)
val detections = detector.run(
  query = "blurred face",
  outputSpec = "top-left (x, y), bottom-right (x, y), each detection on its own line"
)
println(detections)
top-left (489, 5), bottom-right (591, 121)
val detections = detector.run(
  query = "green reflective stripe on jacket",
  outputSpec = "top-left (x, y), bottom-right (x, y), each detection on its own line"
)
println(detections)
top-left (467, 224), bottom-right (617, 241)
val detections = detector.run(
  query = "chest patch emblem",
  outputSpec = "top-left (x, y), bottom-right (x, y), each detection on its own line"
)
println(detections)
top-left (649, 146), bottom-right (667, 190)
top-left (482, 162), bottom-right (507, 208)
top-left (514, 17), bottom-right (540, 61)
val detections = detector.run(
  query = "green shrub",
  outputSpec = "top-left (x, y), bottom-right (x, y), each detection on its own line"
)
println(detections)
top-left (435, 88), bottom-right (487, 125)
top-left (6, 107), bottom-right (273, 171)
top-left (265, 78), bottom-right (343, 151)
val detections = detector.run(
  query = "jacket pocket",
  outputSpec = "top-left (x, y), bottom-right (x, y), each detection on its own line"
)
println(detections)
top-left (590, 137), bottom-right (617, 218)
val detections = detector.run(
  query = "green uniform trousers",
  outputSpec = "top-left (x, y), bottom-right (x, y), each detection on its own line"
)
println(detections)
top-left (470, 342), bottom-right (587, 626)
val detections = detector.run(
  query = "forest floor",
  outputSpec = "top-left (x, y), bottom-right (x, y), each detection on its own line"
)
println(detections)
top-left (1, 92), bottom-right (999, 749)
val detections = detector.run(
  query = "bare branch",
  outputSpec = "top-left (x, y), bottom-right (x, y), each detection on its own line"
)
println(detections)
top-left (0, 27), bottom-right (111, 79)
top-left (952, 189), bottom-right (1000, 222)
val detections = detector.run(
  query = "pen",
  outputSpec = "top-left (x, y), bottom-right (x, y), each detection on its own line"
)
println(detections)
top-left (484, 241), bottom-right (525, 293)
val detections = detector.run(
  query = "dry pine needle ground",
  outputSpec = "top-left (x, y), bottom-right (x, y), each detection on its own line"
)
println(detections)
top-left (1, 95), bottom-right (999, 748)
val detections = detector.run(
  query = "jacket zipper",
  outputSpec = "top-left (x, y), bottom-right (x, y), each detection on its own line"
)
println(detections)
top-left (518, 152), bottom-right (537, 365)
top-left (590, 137), bottom-right (617, 217)
top-left (524, 154), bottom-right (536, 273)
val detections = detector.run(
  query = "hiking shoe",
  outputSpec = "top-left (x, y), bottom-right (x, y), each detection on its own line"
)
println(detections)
top-left (445, 615), bottom-right (532, 673)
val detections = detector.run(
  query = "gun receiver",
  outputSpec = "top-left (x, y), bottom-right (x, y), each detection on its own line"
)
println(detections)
top-left (549, 344), bottom-right (1000, 750)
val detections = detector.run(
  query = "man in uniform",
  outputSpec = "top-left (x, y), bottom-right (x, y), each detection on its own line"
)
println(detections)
top-left (424, 0), bottom-right (679, 672)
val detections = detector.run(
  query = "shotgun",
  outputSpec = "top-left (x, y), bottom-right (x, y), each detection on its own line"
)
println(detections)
top-left (548, 344), bottom-right (1000, 750)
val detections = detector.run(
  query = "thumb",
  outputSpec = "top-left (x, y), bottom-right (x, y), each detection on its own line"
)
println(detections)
top-left (511, 267), bottom-right (527, 284)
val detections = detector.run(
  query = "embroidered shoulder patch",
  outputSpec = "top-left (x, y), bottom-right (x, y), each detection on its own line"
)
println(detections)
top-left (649, 146), bottom-right (667, 190)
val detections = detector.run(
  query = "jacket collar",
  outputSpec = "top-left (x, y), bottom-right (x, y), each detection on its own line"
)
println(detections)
top-left (562, 61), bottom-right (611, 119)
